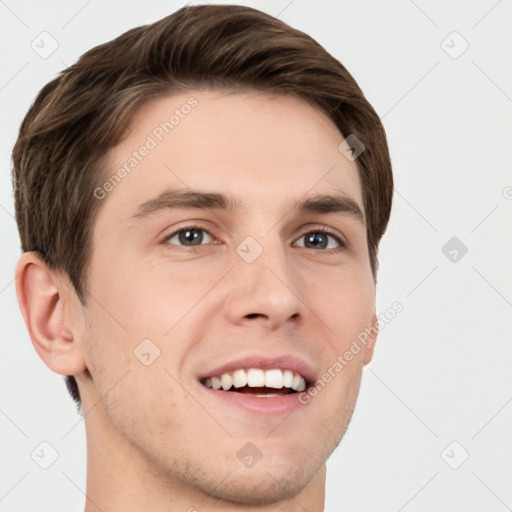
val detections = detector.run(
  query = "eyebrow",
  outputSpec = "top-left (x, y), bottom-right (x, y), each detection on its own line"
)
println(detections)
top-left (132, 190), bottom-right (240, 218)
top-left (295, 194), bottom-right (365, 224)
top-left (131, 189), bottom-right (364, 225)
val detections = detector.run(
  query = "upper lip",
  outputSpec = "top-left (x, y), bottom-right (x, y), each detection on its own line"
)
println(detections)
top-left (197, 353), bottom-right (318, 385)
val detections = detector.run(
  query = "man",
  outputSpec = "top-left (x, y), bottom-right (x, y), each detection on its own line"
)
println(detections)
top-left (13, 5), bottom-right (393, 511)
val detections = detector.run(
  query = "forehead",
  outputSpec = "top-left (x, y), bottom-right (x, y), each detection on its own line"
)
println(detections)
top-left (100, 90), bottom-right (363, 221)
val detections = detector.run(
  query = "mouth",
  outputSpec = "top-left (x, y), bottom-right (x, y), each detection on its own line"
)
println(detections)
top-left (196, 355), bottom-right (316, 414)
top-left (200, 368), bottom-right (308, 397)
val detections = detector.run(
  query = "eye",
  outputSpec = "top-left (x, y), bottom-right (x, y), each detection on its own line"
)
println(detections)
top-left (294, 230), bottom-right (343, 250)
top-left (165, 227), bottom-right (213, 246)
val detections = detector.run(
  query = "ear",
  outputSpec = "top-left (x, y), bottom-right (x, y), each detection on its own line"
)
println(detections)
top-left (15, 252), bottom-right (87, 376)
top-left (362, 312), bottom-right (378, 365)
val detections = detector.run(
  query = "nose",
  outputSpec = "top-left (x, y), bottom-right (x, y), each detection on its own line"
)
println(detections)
top-left (224, 240), bottom-right (304, 330)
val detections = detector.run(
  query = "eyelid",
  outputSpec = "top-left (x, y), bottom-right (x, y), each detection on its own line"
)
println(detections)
top-left (160, 221), bottom-right (219, 245)
top-left (293, 225), bottom-right (347, 248)
top-left (159, 222), bottom-right (347, 249)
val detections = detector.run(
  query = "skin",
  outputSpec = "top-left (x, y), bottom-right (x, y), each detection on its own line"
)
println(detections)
top-left (16, 90), bottom-right (378, 511)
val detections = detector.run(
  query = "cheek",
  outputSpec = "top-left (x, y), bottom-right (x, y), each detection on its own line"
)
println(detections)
top-left (305, 268), bottom-right (375, 347)
top-left (88, 255), bottom-right (212, 339)
top-left (79, 306), bottom-right (132, 391)
top-left (79, 306), bottom-right (186, 434)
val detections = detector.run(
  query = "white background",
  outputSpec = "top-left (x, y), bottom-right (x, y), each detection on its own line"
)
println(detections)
top-left (1, 1), bottom-right (511, 511)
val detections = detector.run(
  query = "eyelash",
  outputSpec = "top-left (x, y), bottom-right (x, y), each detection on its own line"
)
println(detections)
top-left (294, 228), bottom-right (345, 250)
top-left (162, 224), bottom-right (345, 251)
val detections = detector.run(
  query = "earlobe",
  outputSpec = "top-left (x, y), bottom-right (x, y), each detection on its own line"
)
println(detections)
top-left (15, 252), bottom-right (86, 376)
top-left (363, 312), bottom-right (379, 365)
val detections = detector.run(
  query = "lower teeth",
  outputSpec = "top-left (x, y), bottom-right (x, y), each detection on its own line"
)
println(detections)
top-left (203, 381), bottom-right (296, 394)
top-left (230, 385), bottom-right (294, 395)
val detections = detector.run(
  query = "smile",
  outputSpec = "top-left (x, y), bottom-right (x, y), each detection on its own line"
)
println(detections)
top-left (201, 368), bottom-right (307, 396)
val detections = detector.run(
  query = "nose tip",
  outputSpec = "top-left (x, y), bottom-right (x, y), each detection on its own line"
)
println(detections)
top-left (225, 260), bottom-right (304, 330)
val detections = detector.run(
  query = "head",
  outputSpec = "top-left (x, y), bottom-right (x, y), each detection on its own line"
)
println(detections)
top-left (13, 4), bottom-right (392, 505)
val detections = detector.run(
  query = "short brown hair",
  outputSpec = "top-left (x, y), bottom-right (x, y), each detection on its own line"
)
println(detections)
top-left (12, 5), bottom-right (393, 410)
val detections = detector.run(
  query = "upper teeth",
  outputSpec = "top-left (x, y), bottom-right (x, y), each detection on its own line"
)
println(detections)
top-left (204, 368), bottom-right (307, 392)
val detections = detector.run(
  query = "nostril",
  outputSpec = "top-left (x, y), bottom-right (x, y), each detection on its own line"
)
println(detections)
top-left (245, 313), bottom-right (266, 319)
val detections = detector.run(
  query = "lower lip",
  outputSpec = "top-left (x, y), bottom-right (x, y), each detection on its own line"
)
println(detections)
top-left (197, 383), bottom-right (308, 415)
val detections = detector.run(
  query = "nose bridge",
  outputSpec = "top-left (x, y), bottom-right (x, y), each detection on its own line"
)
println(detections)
top-left (226, 232), bottom-right (303, 327)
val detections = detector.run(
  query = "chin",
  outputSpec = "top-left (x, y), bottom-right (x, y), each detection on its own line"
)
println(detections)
top-left (199, 463), bottom-right (317, 505)
top-left (180, 439), bottom-right (331, 506)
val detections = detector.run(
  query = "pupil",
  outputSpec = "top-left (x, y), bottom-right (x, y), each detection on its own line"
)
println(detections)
top-left (179, 229), bottom-right (203, 245)
top-left (305, 233), bottom-right (327, 249)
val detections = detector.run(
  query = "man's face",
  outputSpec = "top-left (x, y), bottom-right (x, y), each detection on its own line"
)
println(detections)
top-left (75, 90), bottom-right (377, 502)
